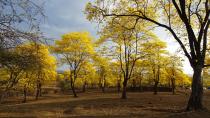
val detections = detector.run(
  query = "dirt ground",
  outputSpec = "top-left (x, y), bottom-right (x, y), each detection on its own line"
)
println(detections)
top-left (0, 91), bottom-right (210, 118)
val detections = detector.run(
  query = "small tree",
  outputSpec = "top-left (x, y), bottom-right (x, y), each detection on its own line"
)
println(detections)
top-left (141, 38), bottom-right (168, 94)
top-left (96, 17), bottom-right (154, 99)
top-left (53, 32), bottom-right (94, 97)
top-left (164, 54), bottom-right (183, 94)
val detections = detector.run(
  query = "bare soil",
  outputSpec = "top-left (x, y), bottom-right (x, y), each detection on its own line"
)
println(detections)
top-left (0, 91), bottom-right (210, 118)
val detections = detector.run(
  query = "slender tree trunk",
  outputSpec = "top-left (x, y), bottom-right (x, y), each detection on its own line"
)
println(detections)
top-left (186, 65), bottom-right (203, 111)
top-left (171, 77), bottom-right (176, 95)
top-left (35, 89), bottom-right (39, 100)
top-left (82, 81), bottom-right (86, 92)
top-left (71, 84), bottom-right (77, 97)
top-left (139, 78), bottom-right (142, 92)
top-left (168, 78), bottom-right (171, 88)
top-left (154, 81), bottom-right (158, 95)
top-left (39, 83), bottom-right (42, 97)
top-left (132, 79), bottom-right (136, 88)
top-left (91, 83), bottom-right (94, 88)
top-left (35, 82), bottom-right (40, 100)
top-left (102, 86), bottom-right (105, 93)
top-left (70, 77), bottom-right (77, 97)
top-left (22, 84), bottom-right (27, 103)
top-left (101, 76), bottom-right (106, 93)
top-left (121, 79), bottom-right (128, 99)
top-left (154, 66), bottom-right (160, 95)
top-left (98, 79), bottom-right (102, 90)
top-left (101, 79), bottom-right (106, 93)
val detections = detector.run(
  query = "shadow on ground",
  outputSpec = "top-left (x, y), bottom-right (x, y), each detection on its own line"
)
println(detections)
top-left (0, 92), bottom-right (209, 118)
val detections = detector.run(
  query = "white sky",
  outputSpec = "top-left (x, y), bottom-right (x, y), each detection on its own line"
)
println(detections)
top-left (154, 28), bottom-right (193, 75)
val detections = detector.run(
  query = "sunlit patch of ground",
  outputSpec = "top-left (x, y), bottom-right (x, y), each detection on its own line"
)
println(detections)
top-left (0, 91), bottom-right (210, 118)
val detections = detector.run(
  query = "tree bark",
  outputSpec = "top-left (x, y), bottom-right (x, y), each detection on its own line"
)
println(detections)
top-left (35, 82), bottom-right (41, 100)
top-left (139, 78), bottom-right (142, 92)
top-left (121, 79), bottom-right (128, 99)
top-left (70, 78), bottom-right (77, 97)
top-left (171, 77), bottom-right (176, 95)
top-left (82, 81), bottom-right (87, 92)
top-left (186, 65), bottom-right (203, 111)
top-left (132, 79), bottom-right (136, 88)
top-left (154, 81), bottom-right (158, 95)
top-left (35, 89), bottom-right (39, 100)
top-left (168, 78), bottom-right (171, 88)
top-left (101, 85), bottom-right (105, 93)
top-left (39, 83), bottom-right (42, 97)
top-left (71, 84), bottom-right (77, 97)
top-left (101, 76), bottom-right (106, 93)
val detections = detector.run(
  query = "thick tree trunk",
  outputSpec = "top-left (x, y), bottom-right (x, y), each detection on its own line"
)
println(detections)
top-left (186, 65), bottom-right (203, 111)
top-left (22, 85), bottom-right (27, 103)
top-left (121, 79), bottom-right (128, 99)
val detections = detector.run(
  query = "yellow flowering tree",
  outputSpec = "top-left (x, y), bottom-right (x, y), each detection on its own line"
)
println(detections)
top-left (52, 32), bottom-right (94, 97)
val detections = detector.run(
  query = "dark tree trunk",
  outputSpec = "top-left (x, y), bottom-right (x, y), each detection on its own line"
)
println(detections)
top-left (91, 83), bottom-right (94, 88)
top-left (71, 83), bottom-right (77, 97)
top-left (35, 82), bottom-right (41, 100)
top-left (102, 85), bottom-right (105, 93)
top-left (101, 76), bottom-right (106, 93)
top-left (70, 74), bottom-right (78, 97)
top-left (71, 85), bottom-right (77, 97)
top-left (121, 79), bottom-right (128, 99)
top-left (139, 78), bottom-right (142, 92)
top-left (35, 88), bottom-right (39, 100)
top-left (186, 65), bottom-right (203, 111)
top-left (154, 66), bottom-right (160, 95)
top-left (132, 79), bottom-right (136, 88)
top-left (70, 78), bottom-right (77, 97)
top-left (171, 77), bottom-right (176, 95)
top-left (22, 84), bottom-right (27, 103)
top-left (102, 79), bottom-right (106, 93)
top-left (82, 82), bottom-right (87, 92)
top-left (39, 83), bottom-right (42, 97)
top-left (117, 75), bottom-right (122, 93)
top-left (153, 81), bottom-right (158, 95)
top-left (168, 78), bottom-right (171, 88)
top-left (0, 92), bottom-right (5, 103)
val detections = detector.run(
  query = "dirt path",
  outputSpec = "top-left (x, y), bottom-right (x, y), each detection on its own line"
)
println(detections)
top-left (0, 91), bottom-right (210, 118)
